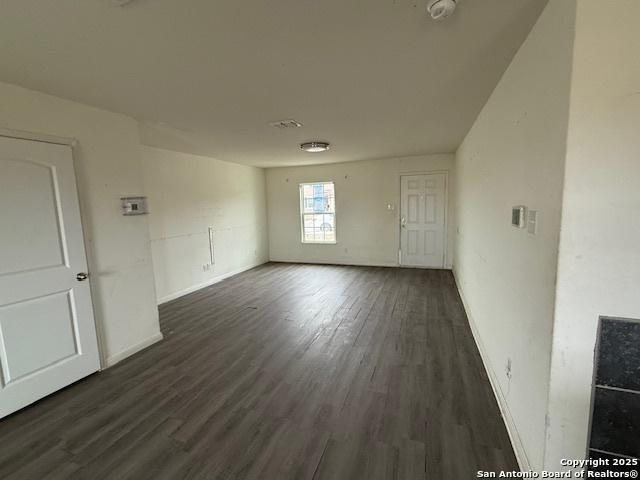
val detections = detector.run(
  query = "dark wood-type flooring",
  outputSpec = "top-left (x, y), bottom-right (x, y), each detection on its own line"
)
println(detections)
top-left (0, 263), bottom-right (517, 479)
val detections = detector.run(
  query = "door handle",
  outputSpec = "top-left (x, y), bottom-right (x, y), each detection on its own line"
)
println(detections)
top-left (76, 272), bottom-right (89, 281)
top-left (401, 216), bottom-right (406, 228)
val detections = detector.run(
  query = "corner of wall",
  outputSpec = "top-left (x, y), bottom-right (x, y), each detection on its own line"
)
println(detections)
top-left (452, 269), bottom-right (532, 471)
top-left (451, 0), bottom-right (577, 470)
top-left (104, 331), bottom-right (163, 368)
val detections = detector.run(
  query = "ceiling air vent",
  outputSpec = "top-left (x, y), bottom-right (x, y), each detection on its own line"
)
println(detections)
top-left (269, 119), bottom-right (303, 129)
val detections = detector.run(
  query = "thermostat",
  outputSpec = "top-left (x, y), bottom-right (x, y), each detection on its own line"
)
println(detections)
top-left (511, 206), bottom-right (526, 228)
top-left (121, 196), bottom-right (148, 216)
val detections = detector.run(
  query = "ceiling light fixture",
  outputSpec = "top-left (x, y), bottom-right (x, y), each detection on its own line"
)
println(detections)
top-left (300, 142), bottom-right (330, 153)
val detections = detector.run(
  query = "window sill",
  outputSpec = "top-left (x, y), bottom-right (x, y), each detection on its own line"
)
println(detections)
top-left (301, 241), bottom-right (337, 245)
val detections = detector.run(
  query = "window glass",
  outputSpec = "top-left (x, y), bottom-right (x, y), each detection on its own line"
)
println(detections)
top-left (299, 182), bottom-right (336, 243)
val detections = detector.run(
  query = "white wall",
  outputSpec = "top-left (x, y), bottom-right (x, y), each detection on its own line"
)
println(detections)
top-left (141, 146), bottom-right (268, 303)
top-left (266, 154), bottom-right (455, 268)
top-left (453, 0), bottom-right (576, 470)
top-left (0, 81), bottom-right (161, 367)
top-left (545, 0), bottom-right (640, 468)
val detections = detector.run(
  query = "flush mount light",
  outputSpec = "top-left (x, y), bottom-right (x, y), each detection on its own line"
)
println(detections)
top-left (300, 142), bottom-right (330, 153)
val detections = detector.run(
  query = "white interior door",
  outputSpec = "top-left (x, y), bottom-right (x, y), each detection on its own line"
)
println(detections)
top-left (0, 136), bottom-right (100, 418)
top-left (400, 173), bottom-right (447, 268)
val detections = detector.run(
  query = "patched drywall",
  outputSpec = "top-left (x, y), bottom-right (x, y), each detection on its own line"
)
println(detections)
top-left (453, 0), bottom-right (576, 469)
top-left (266, 154), bottom-right (455, 268)
top-left (0, 81), bottom-right (161, 367)
top-left (545, 0), bottom-right (640, 468)
top-left (140, 146), bottom-right (269, 303)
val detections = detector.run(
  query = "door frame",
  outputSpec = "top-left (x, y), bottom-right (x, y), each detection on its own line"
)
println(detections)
top-left (0, 126), bottom-right (107, 369)
top-left (398, 170), bottom-right (449, 269)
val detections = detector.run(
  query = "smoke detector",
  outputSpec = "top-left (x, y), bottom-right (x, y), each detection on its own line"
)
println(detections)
top-left (427, 0), bottom-right (457, 20)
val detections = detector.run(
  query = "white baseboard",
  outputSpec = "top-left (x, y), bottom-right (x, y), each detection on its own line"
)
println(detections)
top-left (452, 269), bottom-right (531, 471)
top-left (157, 261), bottom-right (267, 305)
top-left (104, 331), bottom-right (164, 368)
top-left (269, 258), bottom-right (399, 268)
top-left (269, 258), bottom-right (454, 270)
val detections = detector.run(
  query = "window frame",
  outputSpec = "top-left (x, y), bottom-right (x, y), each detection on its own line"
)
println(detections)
top-left (299, 181), bottom-right (337, 245)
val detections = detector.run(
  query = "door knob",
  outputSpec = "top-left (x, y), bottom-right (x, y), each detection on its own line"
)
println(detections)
top-left (76, 272), bottom-right (89, 281)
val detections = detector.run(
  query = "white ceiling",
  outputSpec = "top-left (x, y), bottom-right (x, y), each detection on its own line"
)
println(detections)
top-left (0, 0), bottom-right (546, 167)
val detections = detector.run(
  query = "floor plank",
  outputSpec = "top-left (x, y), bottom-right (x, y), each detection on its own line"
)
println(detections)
top-left (0, 262), bottom-right (517, 479)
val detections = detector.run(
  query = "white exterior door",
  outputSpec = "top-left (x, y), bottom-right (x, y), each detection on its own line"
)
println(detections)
top-left (0, 136), bottom-right (100, 418)
top-left (400, 173), bottom-right (447, 268)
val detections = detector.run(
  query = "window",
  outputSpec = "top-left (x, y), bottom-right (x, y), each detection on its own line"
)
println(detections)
top-left (300, 182), bottom-right (336, 243)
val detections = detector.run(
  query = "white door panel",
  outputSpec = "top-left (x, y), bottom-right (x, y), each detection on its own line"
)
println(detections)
top-left (0, 136), bottom-right (100, 418)
top-left (0, 159), bottom-right (65, 275)
top-left (400, 173), bottom-right (446, 268)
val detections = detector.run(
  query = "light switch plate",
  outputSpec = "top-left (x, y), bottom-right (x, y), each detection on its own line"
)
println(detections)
top-left (512, 206), bottom-right (526, 228)
top-left (528, 210), bottom-right (538, 235)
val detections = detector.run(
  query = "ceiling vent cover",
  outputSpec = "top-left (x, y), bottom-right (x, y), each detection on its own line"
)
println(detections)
top-left (109, 0), bottom-right (138, 6)
top-left (269, 119), bottom-right (303, 129)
